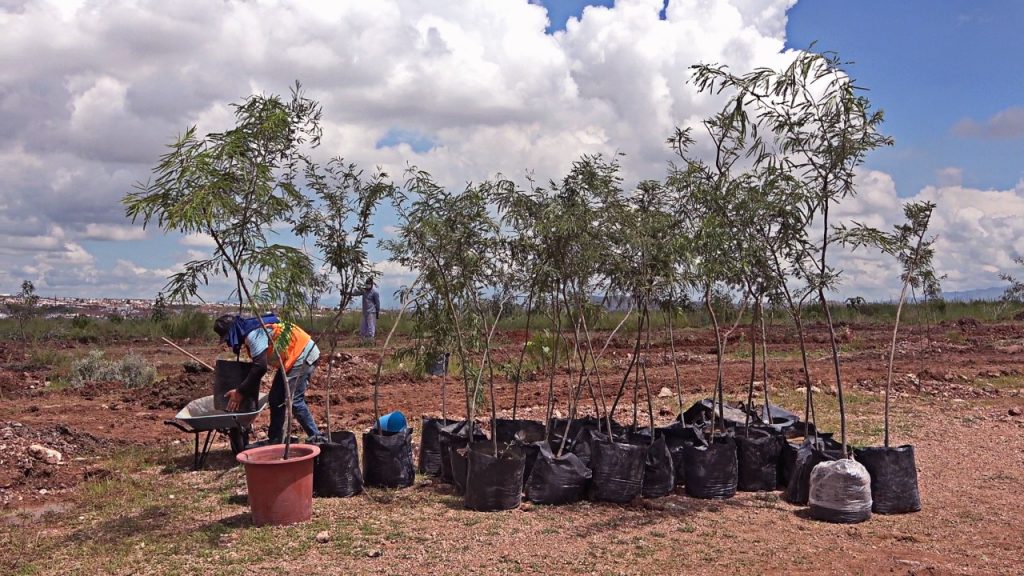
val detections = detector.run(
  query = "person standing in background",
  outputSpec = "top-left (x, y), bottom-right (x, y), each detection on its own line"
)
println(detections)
top-left (359, 277), bottom-right (381, 343)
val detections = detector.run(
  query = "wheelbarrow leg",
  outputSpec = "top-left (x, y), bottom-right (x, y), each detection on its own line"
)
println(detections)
top-left (192, 432), bottom-right (201, 470)
top-left (197, 430), bottom-right (216, 470)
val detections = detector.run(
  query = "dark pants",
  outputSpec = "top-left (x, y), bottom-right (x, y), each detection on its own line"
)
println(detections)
top-left (268, 360), bottom-right (321, 443)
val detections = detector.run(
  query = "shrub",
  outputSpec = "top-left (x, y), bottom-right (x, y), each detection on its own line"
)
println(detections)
top-left (71, 315), bottom-right (93, 330)
top-left (69, 351), bottom-right (156, 388)
top-left (162, 309), bottom-right (212, 340)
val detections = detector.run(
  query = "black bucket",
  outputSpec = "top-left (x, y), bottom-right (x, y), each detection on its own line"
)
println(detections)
top-left (464, 442), bottom-right (526, 511)
top-left (419, 417), bottom-right (456, 475)
top-left (525, 442), bottom-right (592, 505)
top-left (683, 435), bottom-right (738, 499)
top-left (734, 427), bottom-right (781, 492)
top-left (362, 428), bottom-right (415, 489)
top-left (587, 438), bottom-right (646, 503)
top-left (313, 430), bottom-right (363, 497)
top-left (854, 445), bottom-right (922, 514)
top-left (213, 360), bottom-right (257, 412)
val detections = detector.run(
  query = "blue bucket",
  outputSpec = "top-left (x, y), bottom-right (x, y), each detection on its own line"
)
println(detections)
top-left (377, 411), bottom-right (408, 433)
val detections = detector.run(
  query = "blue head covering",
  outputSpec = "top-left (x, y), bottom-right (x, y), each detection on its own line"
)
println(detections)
top-left (220, 313), bottom-right (280, 355)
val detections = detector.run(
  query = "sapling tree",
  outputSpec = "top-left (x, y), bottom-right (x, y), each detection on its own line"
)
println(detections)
top-left (692, 51), bottom-right (894, 455)
top-left (500, 155), bottom-right (620, 442)
top-left (493, 176), bottom-right (552, 420)
top-left (11, 280), bottom-right (40, 341)
top-left (294, 159), bottom-right (392, 435)
top-left (729, 168), bottom-right (816, 433)
top-left (125, 82), bottom-right (322, 455)
top-left (756, 172), bottom-right (821, 438)
top-left (551, 155), bottom-right (623, 443)
top-left (838, 200), bottom-right (939, 447)
top-left (383, 168), bottom-right (508, 433)
top-left (1000, 257), bottom-right (1024, 305)
top-left (604, 179), bottom-right (679, 436)
top-left (151, 292), bottom-right (169, 323)
top-left (667, 115), bottom-right (749, 439)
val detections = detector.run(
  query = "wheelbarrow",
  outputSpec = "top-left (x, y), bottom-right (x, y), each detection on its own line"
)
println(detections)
top-left (165, 393), bottom-right (269, 470)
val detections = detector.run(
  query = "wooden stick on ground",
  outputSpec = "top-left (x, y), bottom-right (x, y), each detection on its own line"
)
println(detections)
top-left (160, 337), bottom-right (215, 371)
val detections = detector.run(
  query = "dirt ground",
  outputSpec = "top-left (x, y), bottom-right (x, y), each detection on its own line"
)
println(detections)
top-left (1, 319), bottom-right (1023, 575)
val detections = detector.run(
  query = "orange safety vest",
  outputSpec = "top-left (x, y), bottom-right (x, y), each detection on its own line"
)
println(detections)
top-left (262, 322), bottom-right (312, 372)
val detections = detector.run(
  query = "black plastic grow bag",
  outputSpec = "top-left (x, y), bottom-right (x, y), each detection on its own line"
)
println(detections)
top-left (313, 430), bottom-right (363, 497)
top-left (746, 403), bottom-right (800, 435)
top-left (570, 427), bottom-right (607, 468)
top-left (587, 438), bottom-right (646, 503)
top-left (549, 416), bottom-right (622, 444)
top-left (657, 424), bottom-right (704, 487)
top-left (683, 435), bottom-right (738, 499)
top-left (524, 442), bottom-right (592, 505)
top-left (779, 433), bottom-right (841, 489)
top-left (519, 439), bottom-right (566, 488)
top-left (493, 420), bottom-right (546, 485)
top-left (784, 441), bottom-right (842, 505)
top-left (464, 442), bottom-right (526, 512)
top-left (854, 445), bottom-right (922, 514)
top-left (362, 428), bottom-right (415, 489)
top-left (439, 421), bottom-right (486, 484)
top-left (418, 417), bottom-right (456, 475)
top-left (631, 434), bottom-right (674, 499)
top-left (734, 427), bottom-right (781, 492)
top-left (492, 418), bottom-right (546, 446)
top-left (682, 399), bottom-right (749, 428)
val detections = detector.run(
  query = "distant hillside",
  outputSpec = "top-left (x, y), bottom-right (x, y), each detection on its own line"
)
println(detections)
top-left (942, 286), bottom-right (1007, 302)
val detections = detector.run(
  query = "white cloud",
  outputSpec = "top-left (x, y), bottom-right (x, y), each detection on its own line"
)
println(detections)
top-left (953, 106), bottom-right (1024, 140)
top-left (0, 0), bottom-right (802, 298)
top-left (936, 167), bottom-right (963, 187)
top-left (179, 233), bottom-right (217, 248)
top-left (0, 0), bottom-right (1011, 304)
top-left (374, 259), bottom-right (418, 286)
top-left (827, 171), bottom-right (1024, 300)
top-left (82, 223), bottom-right (147, 241)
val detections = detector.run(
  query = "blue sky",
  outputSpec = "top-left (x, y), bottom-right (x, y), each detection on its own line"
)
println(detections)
top-left (541, 0), bottom-right (1024, 197)
top-left (785, 0), bottom-right (1024, 196)
top-left (2, 0), bottom-right (1023, 303)
top-left (540, 0), bottom-right (616, 33)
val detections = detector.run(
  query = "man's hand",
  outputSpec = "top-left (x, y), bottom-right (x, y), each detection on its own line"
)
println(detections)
top-left (224, 389), bottom-right (244, 412)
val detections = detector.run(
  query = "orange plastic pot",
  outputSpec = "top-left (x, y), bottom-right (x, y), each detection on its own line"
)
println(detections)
top-left (236, 443), bottom-right (321, 526)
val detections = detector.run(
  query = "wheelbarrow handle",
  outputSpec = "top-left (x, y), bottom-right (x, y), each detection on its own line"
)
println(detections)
top-left (164, 420), bottom-right (193, 434)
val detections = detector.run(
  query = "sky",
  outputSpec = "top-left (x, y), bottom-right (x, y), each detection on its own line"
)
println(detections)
top-left (1, 0), bottom-right (1022, 306)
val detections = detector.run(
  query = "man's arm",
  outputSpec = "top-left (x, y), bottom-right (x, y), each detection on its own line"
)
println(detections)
top-left (372, 291), bottom-right (381, 319)
top-left (224, 350), bottom-right (268, 411)
top-left (237, 350), bottom-right (268, 397)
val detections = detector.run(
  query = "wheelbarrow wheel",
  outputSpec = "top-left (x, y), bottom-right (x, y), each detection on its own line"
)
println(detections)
top-left (228, 428), bottom-right (249, 455)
